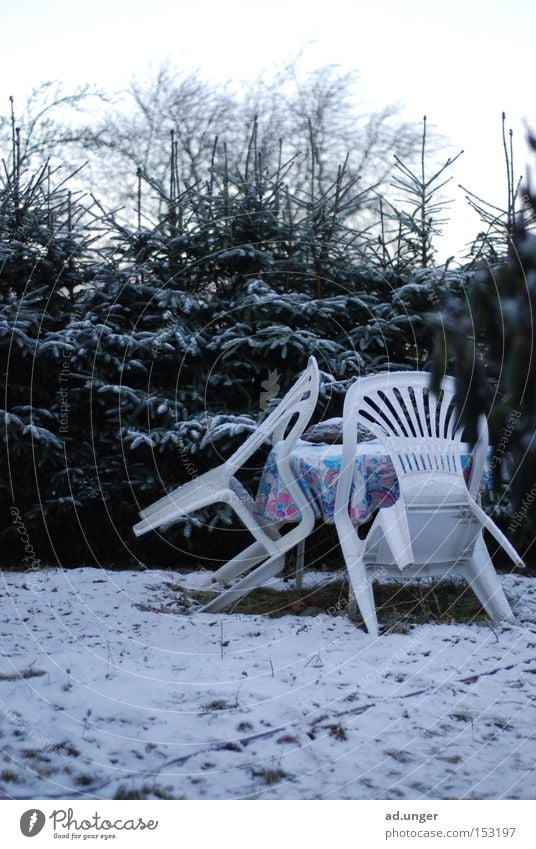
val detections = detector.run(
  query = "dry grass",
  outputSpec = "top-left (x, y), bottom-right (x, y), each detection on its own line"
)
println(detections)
top-left (176, 576), bottom-right (490, 631)
top-left (0, 668), bottom-right (46, 682)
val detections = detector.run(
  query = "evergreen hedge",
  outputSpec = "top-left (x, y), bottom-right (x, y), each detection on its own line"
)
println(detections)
top-left (1, 124), bottom-right (472, 569)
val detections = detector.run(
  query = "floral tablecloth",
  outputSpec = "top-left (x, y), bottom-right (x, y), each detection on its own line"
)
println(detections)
top-left (255, 438), bottom-right (487, 525)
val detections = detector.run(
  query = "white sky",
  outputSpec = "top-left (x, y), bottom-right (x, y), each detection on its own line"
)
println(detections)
top-left (1, 0), bottom-right (535, 261)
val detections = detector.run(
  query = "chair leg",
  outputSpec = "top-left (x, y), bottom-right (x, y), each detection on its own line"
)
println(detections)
top-left (462, 533), bottom-right (514, 623)
top-left (200, 553), bottom-right (287, 613)
top-left (202, 541), bottom-right (274, 586)
top-left (346, 556), bottom-right (379, 636)
top-left (470, 501), bottom-right (524, 568)
top-left (201, 521), bottom-right (286, 586)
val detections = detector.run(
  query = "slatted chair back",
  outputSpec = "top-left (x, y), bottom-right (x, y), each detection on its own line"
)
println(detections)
top-left (346, 372), bottom-right (472, 503)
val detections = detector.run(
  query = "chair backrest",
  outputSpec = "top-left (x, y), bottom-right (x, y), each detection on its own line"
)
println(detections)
top-left (225, 356), bottom-right (320, 474)
top-left (339, 371), bottom-right (487, 504)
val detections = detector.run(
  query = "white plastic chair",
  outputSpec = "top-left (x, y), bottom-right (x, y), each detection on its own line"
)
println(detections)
top-left (334, 371), bottom-right (524, 636)
top-left (133, 356), bottom-right (320, 612)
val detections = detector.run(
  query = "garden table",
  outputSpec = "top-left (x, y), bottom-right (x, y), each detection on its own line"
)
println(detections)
top-left (255, 427), bottom-right (490, 586)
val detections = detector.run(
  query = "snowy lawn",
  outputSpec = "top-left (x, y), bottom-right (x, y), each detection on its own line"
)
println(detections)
top-left (0, 566), bottom-right (535, 800)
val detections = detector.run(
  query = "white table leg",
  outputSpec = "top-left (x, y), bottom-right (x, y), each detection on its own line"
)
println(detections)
top-left (295, 538), bottom-right (305, 591)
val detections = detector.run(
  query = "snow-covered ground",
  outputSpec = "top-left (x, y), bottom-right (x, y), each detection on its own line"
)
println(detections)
top-left (0, 566), bottom-right (535, 800)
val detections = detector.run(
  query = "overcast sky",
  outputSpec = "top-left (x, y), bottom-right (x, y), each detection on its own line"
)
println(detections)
top-left (1, 0), bottom-right (534, 260)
